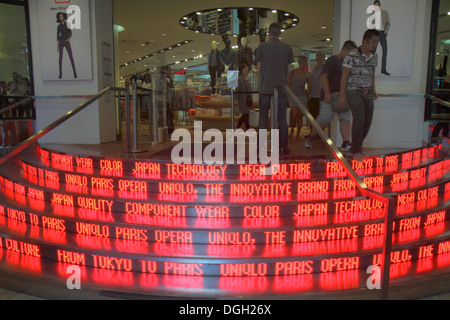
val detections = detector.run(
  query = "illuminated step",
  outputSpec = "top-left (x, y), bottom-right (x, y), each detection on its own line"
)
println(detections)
top-left (34, 144), bottom-right (442, 179)
top-left (0, 143), bottom-right (448, 296)
top-left (3, 165), bottom-right (450, 220)
top-left (0, 251), bottom-right (449, 296)
top-left (20, 157), bottom-right (449, 198)
top-left (0, 193), bottom-right (448, 252)
top-left (0, 226), bottom-right (449, 278)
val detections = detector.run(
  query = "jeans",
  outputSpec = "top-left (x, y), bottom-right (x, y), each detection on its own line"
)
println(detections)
top-left (378, 32), bottom-right (388, 72)
top-left (347, 90), bottom-right (374, 154)
top-left (258, 93), bottom-right (288, 150)
top-left (59, 40), bottom-right (77, 77)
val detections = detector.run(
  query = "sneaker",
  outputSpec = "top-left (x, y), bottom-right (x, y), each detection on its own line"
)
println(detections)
top-left (305, 136), bottom-right (314, 149)
top-left (340, 141), bottom-right (352, 152)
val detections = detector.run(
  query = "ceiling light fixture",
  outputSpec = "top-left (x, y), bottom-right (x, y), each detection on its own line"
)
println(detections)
top-left (180, 8), bottom-right (299, 36)
top-left (120, 40), bottom-right (193, 68)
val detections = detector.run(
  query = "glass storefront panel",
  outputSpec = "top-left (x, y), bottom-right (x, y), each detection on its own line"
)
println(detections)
top-left (0, 1), bottom-right (31, 96)
top-left (427, 0), bottom-right (450, 123)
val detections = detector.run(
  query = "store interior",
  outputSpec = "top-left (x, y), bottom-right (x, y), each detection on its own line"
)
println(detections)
top-left (113, 2), bottom-right (335, 134)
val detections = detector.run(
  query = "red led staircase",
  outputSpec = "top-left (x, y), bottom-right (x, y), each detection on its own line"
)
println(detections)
top-left (0, 142), bottom-right (449, 297)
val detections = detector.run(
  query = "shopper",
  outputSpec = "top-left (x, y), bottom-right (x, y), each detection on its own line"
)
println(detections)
top-left (339, 29), bottom-right (380, 162)
top-left (237, 64), bottom-right (252, 130)
top-left (305, 41), bottom-right (357, 150)
top-left (287, 55), bottom-right (312, 141)
top-left (255, 22), bottom-right (295, 156)
top-left (309, 51), bottom-right (326, 121)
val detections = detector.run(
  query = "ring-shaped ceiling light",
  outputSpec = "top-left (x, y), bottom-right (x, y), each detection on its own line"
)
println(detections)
top-left (180, 7), bottom-right (299, 42)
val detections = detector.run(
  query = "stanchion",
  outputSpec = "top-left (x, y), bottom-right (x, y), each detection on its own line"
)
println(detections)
top-left (124, 89), bottom-right (132, 153)
top-left (231, 89), bottom-right (235, 132)
top-left (124, 84), bottom-right (146, 153)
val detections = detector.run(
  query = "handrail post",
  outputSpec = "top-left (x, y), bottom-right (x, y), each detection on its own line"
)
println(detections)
top-left (151, 71), bottom-right (158, 145)
top-left (380, 197), bottom-right (396, 300)
top-left (231, 89), bottom-right (235, 131)
top-left (116, 92), bottom-right (122, 141)
top-left (132, 83), bottom-right (138, 151)
top-left (124, 88), bottom-right (132, 153)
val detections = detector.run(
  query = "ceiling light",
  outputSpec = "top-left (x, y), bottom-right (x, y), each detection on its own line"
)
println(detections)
top-left (196, 11), bottom-right (201, 15)
top-left (272, 10), bottom-right (277, 13)
top-left (321, 26), bottom-right (327, 29)
top-left (183, 17), bottom-right (188, 20)
top-left (114, 25), bottom-right (125, 32)
top-left (217, 8), bottom-right (223, 12)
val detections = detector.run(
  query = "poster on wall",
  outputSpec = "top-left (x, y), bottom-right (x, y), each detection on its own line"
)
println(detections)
top-left (37, 0), bottom-right (92, 81)
top-left (351, 0), bottom-right (417, 77)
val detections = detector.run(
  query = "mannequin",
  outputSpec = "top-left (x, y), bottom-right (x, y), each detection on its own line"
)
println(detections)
top-left (208, 41), bottom-right (222, 94)
top-left (237, 37), bottom-right (253, 68)
top-left (219, 39), bottom-right (237, 72)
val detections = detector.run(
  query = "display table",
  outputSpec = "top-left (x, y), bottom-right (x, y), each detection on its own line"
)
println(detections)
top-left (191, 100), bottom-right (260, 131)
top-left (190, 115), bottom-right (240, 131)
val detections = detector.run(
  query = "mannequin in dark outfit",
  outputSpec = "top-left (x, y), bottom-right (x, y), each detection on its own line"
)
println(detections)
top-left (57, 12), bottom-right (77, 79)
top-left (208, 41), bottom-right (222, 94)
top-left (237, 37), bottom-right (253, 67)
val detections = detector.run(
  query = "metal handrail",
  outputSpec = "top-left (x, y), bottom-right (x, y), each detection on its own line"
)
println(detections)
top-left (0, 87), bottom-right (128, 166)
top-left (284, 85), bottom-right (396, 300)
top-left (426, 94), bottom-right (450, 108)
top-left (0, 97), bottom-right (33, 116)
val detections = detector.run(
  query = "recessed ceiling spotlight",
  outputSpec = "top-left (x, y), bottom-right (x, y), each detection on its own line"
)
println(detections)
top-left (217, 8), bottom-right (223, 12)
top-left (272, 10), bottom-right (277, 13)
top-left (196, 11), bottom-right (201, 15)
top-left (321, 26), bottom-right (327, 29)
top-left (183, 17), bottom-right (188, 20)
